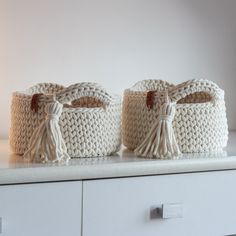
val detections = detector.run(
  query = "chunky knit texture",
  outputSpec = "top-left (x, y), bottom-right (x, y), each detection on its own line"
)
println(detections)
top-left (24, 99), bottom-right (71, 163)
top-left (122, 79), bottom-right (228, 158)
top-left (10, 83), bottom-right (121, 160)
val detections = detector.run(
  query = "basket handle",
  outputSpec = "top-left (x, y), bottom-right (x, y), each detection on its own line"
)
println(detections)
top-left (27, 83), bottom-right (65, 94)
top-left (55, 82), bottom-right (113, 105)
top-left (169, 79), bottom-right (224, 103)
top-left (131, 79), bottom-right (173, 91)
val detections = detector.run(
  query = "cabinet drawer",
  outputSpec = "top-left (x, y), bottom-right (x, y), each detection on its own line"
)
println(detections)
top-left (0, 181), bottom-right (82, 236)
top-left (83, 171), bottom-right (236, 236)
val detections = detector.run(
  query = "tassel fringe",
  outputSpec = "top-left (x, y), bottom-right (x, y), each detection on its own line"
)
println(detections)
top-left (134, 97), bottom-right (181, 159)
top-left (24, 100), bottom-right (70, 163)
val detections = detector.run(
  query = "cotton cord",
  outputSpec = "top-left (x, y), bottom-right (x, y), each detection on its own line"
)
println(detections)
top-left (24, 100), bottom-right (70, 163)
top-left (134, 94), bottom-right (181, 159)
top-left (10, 82), bottom-right (121, 158)
top-left (122, 79), bottom-right (228, 154)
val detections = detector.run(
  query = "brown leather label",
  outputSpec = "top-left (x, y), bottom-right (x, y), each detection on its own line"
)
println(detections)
top-left (146, 91), bottom-right (156, 109)
top-left (30, 93), bottom-right (43, 112)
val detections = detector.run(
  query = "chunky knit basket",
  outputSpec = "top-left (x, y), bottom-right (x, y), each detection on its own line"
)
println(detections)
top-left (10, 82), bottom-right (121, 162)
top-left (122, 79), bottom-right (228, 158)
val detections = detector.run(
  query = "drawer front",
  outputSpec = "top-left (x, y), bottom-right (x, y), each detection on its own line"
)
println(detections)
top-left (83, 171), bottom-right (236, 236)
top-left (0, 181), bottom-right (82, 236)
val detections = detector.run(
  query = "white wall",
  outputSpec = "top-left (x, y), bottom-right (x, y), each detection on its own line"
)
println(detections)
top-left (0, 0), bottom-right (236, 138)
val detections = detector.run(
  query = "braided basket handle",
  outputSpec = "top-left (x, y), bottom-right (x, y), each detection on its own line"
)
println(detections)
top-left (55, 82), bottom-right (113, 105)
top-left (131, 79), bottom-right (174, 91)
top-left (27, 83), bottom-right (65, 94)
top-left (169, 79), bottom-right (224, 103)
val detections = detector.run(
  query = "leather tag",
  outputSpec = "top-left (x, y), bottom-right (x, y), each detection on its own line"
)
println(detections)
top-left (146, 91), bottom-right (156, 109)
top-left (31, 93), bottom-right (43, 112)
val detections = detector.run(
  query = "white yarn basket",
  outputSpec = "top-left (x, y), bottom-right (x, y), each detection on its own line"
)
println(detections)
top-left (122, 79), bottom-right (228, 154)
top-left (10, 82), bottom-right (121, 158)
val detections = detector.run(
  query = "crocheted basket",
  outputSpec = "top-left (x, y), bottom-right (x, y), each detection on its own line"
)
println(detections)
top-left (122, 79), bottom-right (228, 158)
top-left (10, 82), bottom-right (121, 162)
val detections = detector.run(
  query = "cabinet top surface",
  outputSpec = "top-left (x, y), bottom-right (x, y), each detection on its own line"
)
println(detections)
top-left (0, 132), bottom-right (236, 184)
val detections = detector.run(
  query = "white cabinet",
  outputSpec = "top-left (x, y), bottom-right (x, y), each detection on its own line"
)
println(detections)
top-left (0, 181), bottom-right (82, 236)
top-left (1, 170), bottom-right (236, 236)
top-left (83, 170), bottom-right (236, 236)
top-left (2, 134), bottom-right (236, 236)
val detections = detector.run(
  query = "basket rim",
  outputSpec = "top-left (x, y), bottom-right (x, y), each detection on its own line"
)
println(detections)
top-left (12, 91), bottom-right (121, 104)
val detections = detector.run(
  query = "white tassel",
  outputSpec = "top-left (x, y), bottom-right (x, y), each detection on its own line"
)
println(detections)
top-left (134, 95), bottom-right (181, 159)
top-left (24, 100), bottom-right (70, 163)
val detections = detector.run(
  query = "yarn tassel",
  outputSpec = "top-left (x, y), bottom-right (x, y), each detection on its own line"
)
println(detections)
top-left (24, 100), bottom-right (70, 163)
top-left (134, 96), bottom-right (181, 159)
